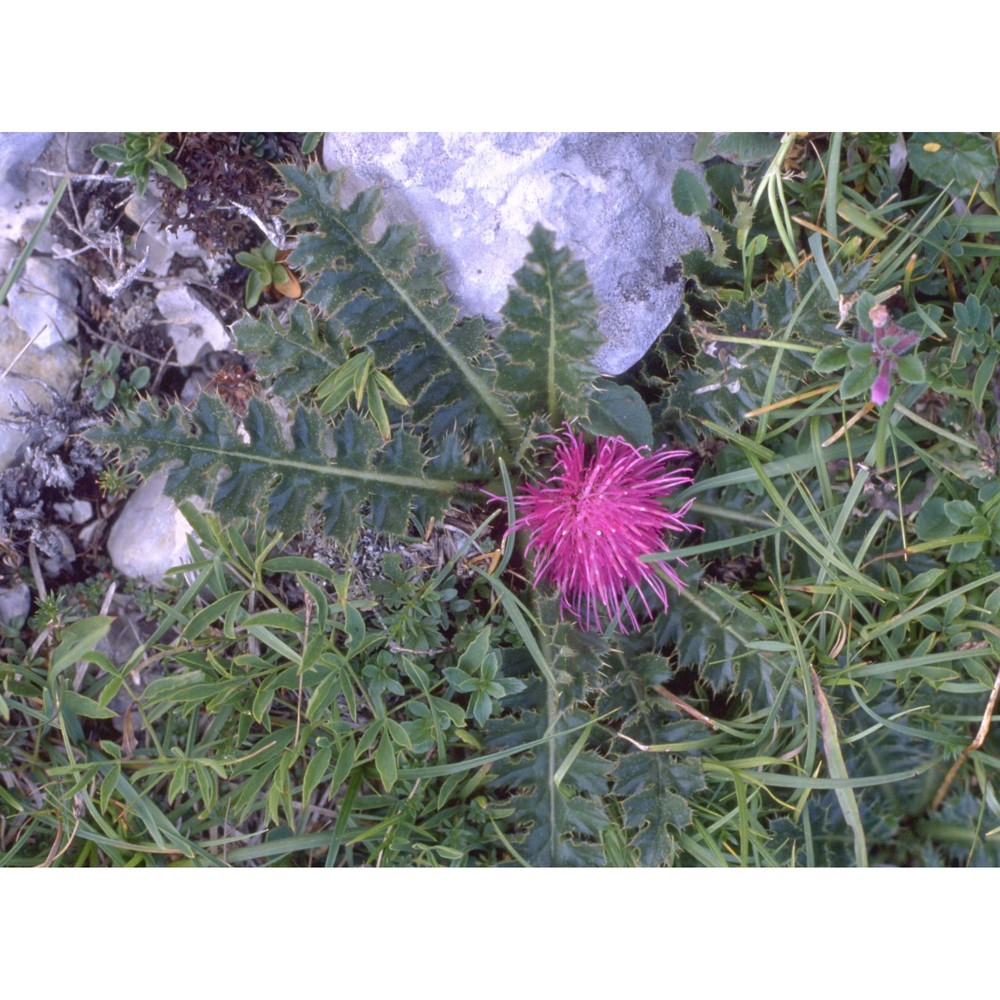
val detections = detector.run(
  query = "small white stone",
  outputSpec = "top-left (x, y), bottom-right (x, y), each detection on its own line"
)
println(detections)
top-left (0, 582), bottom-right (31, 627)
top-left (71, 499), bottom-right (93, 524)
top-left (0, 133), bottom-right (55, 246)
top-left (155, 285), bottom-right (230, 366)
top-left (106, 470), bottom-right (203, 584)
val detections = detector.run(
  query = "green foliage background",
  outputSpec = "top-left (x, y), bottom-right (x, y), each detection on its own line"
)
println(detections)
top-left (4, 134), bottom-right (1000, 866)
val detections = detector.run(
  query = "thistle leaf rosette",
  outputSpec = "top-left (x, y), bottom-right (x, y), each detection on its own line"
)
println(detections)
top-left (514, 425), bottom-right (698, 633)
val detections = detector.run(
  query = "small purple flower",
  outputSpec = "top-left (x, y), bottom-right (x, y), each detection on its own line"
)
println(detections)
top-left (859, 304), bottom-right (920, 406)
top-left (513, 425), bottom-right (699, 633)
top-left (871, 366), bottom-right (893, 406)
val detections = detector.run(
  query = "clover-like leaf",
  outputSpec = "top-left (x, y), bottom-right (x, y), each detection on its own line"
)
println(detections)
top-left (908, 133), bottom-right (998, 195)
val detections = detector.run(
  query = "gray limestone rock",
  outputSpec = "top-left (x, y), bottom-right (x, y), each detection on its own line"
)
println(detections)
top-left (125, 187), bottom-right (216, 278)
top-left (0, 132), bottom-right (55, 251)
top-left (0, 134), bottom-right (88, 470)
top-left (6, 254), bottom-right (80, 348)
top-left (0, 317), bottom-right (81, 469)
top-left (321, 132), bottom-right (705, 375)
top-left (0, 133), bottom-right (114, 266)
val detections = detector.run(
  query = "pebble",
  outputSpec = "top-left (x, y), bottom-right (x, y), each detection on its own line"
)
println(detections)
top-left (106, 470), bottom-right (202, 584)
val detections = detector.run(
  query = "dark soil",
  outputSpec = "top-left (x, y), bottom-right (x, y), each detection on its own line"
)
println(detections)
top-left (2, 133), bottom-right (310, 621)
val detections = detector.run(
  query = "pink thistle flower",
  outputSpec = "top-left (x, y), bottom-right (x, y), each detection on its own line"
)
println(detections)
top-left (513, 425), bottom-right (699, 633)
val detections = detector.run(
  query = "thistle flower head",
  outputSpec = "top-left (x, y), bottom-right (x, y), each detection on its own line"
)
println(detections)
top-left (513, 425), bottom-right (699, 633)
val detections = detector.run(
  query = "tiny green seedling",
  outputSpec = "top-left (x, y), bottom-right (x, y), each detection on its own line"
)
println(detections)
top-left (81, 345), bottom-right (150, 412)
top-left (314, 351), bottom-right (410, 439)
top-left (92, 133), bottom-right (188, 197)
top-left (235, 241), bottom-right (302, 309)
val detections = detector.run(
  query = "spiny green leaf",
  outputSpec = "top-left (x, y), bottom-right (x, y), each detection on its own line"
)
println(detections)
top-left (277, 164), bottom-right (516, 448)
top-left (87, 395), bottom-right (465, 542)
top-left (656, 581), bottom-right (790, 709)
top-left (233, 302), bottom-right (348, 400)
top-left (672, 167), bottom-right (710, 217)
top-left (614, 746), bottom-right (703, 866)
top-left (489, 698), bottom-right (610, 866)
top-left (497, 224), bottom-right (604, 427)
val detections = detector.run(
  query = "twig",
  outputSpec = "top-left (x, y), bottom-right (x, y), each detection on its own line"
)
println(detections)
top-left (0, 372), bottom-right (59, 408)
top-left (0, 324), bottom-right (49, 388)
top-left (932, 662), bottom-right (1000, 811)
top-left (99, 580), bottom-right (117, 617)
top-left (653, 684), bottom-right (718, 730)
top-left (26, 541), bottom-right (46, 601)
top-left (37, 795), bottom-right (83, 867)
top-left (228, 201), bottom-right (287, 249)
top-left (616, 730), bottom-right (651, 752)
top-left (30, 166), bottom-right (122, 183)
top-left (74, 312), bottom-right (176, 367)
top-left (822, 400), bottom-right (875, 448)
top-left (387, 642), bottom-right (448, 657)
top-left (93, 245), bottom-right (150, 299)
top-left (51, 242), bottom-right (107, 262)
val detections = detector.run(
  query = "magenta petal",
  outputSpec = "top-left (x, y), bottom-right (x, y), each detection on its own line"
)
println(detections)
top-left (513, 425), bottom-right (699, 633)
top-left (871, 371), bottom-right (891, 405)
